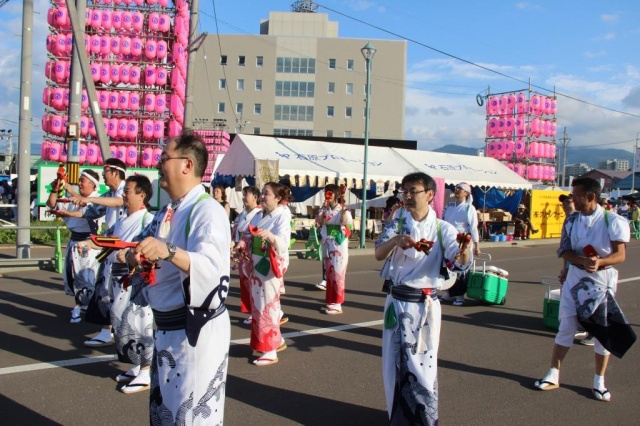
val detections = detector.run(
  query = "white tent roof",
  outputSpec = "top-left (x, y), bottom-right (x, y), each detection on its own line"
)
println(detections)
top-left (215, 135), bottom-right (532, 190)
top-left (391, 148), bottom-right (532, 190)
top-left (215, 135), bottom-right (408, 185)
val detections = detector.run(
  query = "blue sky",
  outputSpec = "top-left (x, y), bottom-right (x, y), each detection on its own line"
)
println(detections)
top-left (1, 0), bottom-right (639, 160)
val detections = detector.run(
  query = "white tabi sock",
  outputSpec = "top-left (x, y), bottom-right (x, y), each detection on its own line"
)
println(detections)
top-left (94, 328), bottom-right (112, 341)
top-left (125, 365), bottom-right (141, 378)
top-left (594, 374), bottom-right (605, 391)
top-left (129, 368), bottom-right (150, 386)
top-left (543, 367), bottom-right (560, 384)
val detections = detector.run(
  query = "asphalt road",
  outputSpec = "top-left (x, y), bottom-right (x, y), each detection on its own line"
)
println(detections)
top-left (1, 239), bottom-right (639, 425)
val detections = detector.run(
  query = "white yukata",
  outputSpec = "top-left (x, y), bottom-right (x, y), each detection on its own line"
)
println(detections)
top-left (59, 191), bottom-right (101, 307)
top-left (241, 205), bottom-right (290, 353)
top-left (109, 209), bottom-right (154, 367)
top-left (375, 208), bottom-right (472, 425)
top-left (556, 206), bottom-right (630, 355)
top-left (442, 200), bottom-right (479, 298)
top-left (233, 206), bottom-right (262, 314)
top-left (84, 181), bottom-right (127, 325)
top-left (139, 185), bottom-right (231, 426)
top-left (317, 205), bottom-right (353, 306)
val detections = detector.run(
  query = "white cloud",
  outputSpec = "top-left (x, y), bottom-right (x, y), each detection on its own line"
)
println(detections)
top-left (516, 2), bottom-right (540, 10)
top-left (601, 13), bottom-right (619, 24)
top-left (592, 33), bottom-right (616, 42)
top-left (584, 50), bottom-right (607, 59)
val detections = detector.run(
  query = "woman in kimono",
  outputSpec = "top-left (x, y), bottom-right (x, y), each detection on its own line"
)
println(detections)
top-left (316, 184), bottom-right (353, 314)
top-left (237, 182), bottom-right (291, 366)
top-left (78, 175), bottom-right (155, 393)
top-left (232, 185), bottom-right (262, 324)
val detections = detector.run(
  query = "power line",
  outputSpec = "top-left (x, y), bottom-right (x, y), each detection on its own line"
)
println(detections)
top-left (314, 2), bottom-right (640, 120)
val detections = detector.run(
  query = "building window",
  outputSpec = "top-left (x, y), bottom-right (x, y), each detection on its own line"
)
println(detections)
top-left (238, 55), bottom-right (245, 66)
top-left (236, 103), bottom-right (243, 114)
top-left (328, 58), bottom-right (336, 70)
top-left (345, 107), bottom-right (352, 118)
top-left (219, 79), bottom-right (226, 90)
top-left (346, 83), bottom-right (353, 95)
top-left (217, 102), bottom-right (225, 113)
top-left (253, 127), bottom-right (261, 135)
top-left (237, 79), bottom-right (244, 91)
top-left (256, 56), bottom-right (263, 67)
top-left (327, 106), bottom-right (334, 117)
top-left (328, 82), bottom-right (335, 94)
top-left (344, 131), bottom-right (352, 138)
top-left (220, 55), bottom-right (227, 65)
top-left (274, 105), bottom-right (314, 122)
top-left (254, 103), bottom-right (262, 115)
top-left (276, 57), bottom-right (316, 74)
top-left (255, 80), bottom-right (262, 91)
top-left (275, 81), bottom-right (315, 97)
top-left (347, 59), bottom-right (354, 71)
top-left (327, 130), bottom-right (333, 137)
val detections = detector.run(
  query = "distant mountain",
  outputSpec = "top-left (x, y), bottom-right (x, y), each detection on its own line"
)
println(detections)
top-left (433, 144), bottom-right (633, 169)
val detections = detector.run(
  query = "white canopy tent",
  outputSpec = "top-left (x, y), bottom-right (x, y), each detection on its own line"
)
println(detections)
top-left (215, 134), bottom-right (410, 187)
top-left (390, 148), bottom-right (532, 190)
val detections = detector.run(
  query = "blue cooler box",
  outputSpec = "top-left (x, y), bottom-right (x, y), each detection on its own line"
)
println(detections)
top-left (466, 254), bottom-right (509, 305)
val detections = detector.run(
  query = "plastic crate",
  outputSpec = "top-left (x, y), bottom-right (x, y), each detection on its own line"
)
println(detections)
top-left (466, 253), bottom-right (508, 305)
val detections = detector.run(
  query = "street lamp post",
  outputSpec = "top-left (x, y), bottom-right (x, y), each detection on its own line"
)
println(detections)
top-left (359, 42), bottom-right (376, 249)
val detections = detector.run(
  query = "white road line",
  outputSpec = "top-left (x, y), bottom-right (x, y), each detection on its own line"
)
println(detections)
top-left (0, 319), bottom-right (383, 376)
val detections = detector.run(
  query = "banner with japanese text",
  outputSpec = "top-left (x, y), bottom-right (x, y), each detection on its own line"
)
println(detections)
top-left (254, 159), bottom-right (279, 190)
top-left (529, 189), bottom-right (570, 239)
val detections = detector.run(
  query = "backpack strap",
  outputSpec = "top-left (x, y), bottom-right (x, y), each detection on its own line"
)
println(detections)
top-left (185, 193), bottom-right (212, 240)
top-left (140, 211), bottom-right (149, 231)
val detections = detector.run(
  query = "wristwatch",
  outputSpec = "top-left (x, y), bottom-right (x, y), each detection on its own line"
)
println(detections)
top-left (164, 242), bottom-right (177, 261)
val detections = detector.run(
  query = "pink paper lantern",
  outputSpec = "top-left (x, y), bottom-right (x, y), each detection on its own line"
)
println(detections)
top-left (142, 147), bottom-right (153, 167)
top-left (119, 65), bottom-right (130, 84)
top-left (152, 147), bottom-right (162, 166)
top-left (116, 145), bottom-right (127, 161)
top-left (156, 40), bottom-right (168, 59)
top-left (118, 91), bottom-right (129, 111)
top-left (88, 119), bottom-right (96, 137)
top-left (156, 67), bottom-right (167, 85)
top-left (129, 65), bottom-right (141, 85)
top-left (101, 10), bottom-right (112, 31)
top-left (132, 12), bottom-right (144, 32)
top-left (100, 35), bottom-right (110, 56)
top-left (60, 145), bottom-right (68, 163)
top-left (98, 90), bottom-right (109, 110)
top-left (153, 120), bottom-right (165, 139)
top-left (90, 10), bottom-right (101, 29)
top-left (49, 142), bottom-right (61, 161)
top-left (126, 145), bottom-right (137, 166)
top-left (51, 115), bottom-right (63, 136)
top-left (155, 93), bottom-right (166, 114)
top-left (144, 66), bottom-right (156, 86)
top-left (80, 116), bottom-right (89, 137)
top-left (110, 145), bottom-right (117, 159)
top-left (127, 119), bottom-right (138, 140)
top-left (144, 93), bottom-right (156, 112)
top-left (121, 11), bottom-right (132, 30)
top-left (99, 64), bottom-right (110, 84)
top-left (159, 14), bottom-right (170, 32)
top-left (142, 119), bottom-right (154, 140)
top-left (110, 36), bottom-right (120, 55)
top-left (79, 143), bottom-right (87, 163)
top-left (149, 12), bottom-right (160, 31)
top-left (107, 120), bottom-right (118, 139)
top-left (145, 39), bottom-right (157, 59)
top-left (112, 11), bottom-right (122, 29)
top-left (87, 143), bottom-right (98, 165)
top-left (41, 141), bottom-right (51, 160)
top-left (108, 92), bottom-right (119, 110)
top-left (131, 37), bottom-right (143, 57)
top-left (129, 92), bottom-right (140, 110)
top-left (110, 64), bottom-right (121, 84)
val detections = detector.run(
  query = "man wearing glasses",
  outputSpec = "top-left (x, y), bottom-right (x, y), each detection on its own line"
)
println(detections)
top-left (375, 172), bottom-right (472, 425)
top-left (125, 133), bottom-right (231, 424)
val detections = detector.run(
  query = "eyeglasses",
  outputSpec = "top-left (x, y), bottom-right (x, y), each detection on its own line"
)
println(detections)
top-left (158, 156), bottom-right (190, 166)
top-left (399, 190), bottom-right (426, 198)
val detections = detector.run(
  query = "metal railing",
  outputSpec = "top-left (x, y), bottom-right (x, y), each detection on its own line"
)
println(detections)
top-left (0, 225), bottom-right (64, 272)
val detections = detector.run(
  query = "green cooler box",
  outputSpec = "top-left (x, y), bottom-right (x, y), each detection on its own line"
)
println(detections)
top-left (466, 254), bottom-right (509, 305)
top-left (541, 276), bottom-right (562, 330)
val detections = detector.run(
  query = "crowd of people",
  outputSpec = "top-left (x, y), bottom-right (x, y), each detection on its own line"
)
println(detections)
top-left (47, 130), bottom-right (634, 424)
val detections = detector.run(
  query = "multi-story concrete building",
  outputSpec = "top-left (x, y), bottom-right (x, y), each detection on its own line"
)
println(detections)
top-left (564, 163), bottom-right (590, 181)
top-left (598, 159), bottom-right (630, 171)
top-left (190, 4), bottom-right (406, 140)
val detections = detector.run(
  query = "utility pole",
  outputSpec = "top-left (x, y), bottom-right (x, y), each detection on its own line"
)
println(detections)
top-left (559, 127), bottom-right (570, 187)
top-left (632, 132), bottom-right (639, 194)
top-left (16, 0), bottom-right (33, 259)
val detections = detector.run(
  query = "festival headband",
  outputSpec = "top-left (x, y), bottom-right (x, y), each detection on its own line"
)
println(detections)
top-left (104, 165), bottom-right (126, 174)
top-left (456, 182), bottom-right (471, 193)
top-left (80, 171), bottom-right (100, 187)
